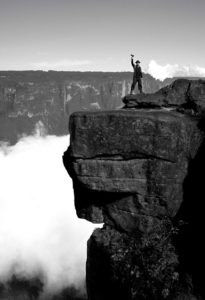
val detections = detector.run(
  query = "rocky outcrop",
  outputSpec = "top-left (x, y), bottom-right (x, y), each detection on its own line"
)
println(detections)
top-left (123, 79), bottom-right (205, 114)
top-left (63, 79), bottom-right (205, 300)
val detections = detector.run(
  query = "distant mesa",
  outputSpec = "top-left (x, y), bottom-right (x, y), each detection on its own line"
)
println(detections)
top-left (0, 70), bottom-right (165, 145)
top-left (0, 71), bottom-right (205, 146)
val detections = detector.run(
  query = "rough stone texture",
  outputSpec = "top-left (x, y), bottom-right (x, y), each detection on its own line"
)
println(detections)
top-left (87, 224), bottom-right (203, 300)
top-left (123, 79), bottom-right (205, 113)
top-left (63, 79), bottom-right (205, 300)
top-left (68, 110), bottom-right (202, 161)
top-left (64, 110), bottom-right (203, 231)
top-left (86, 225), bottom-right (196, 300)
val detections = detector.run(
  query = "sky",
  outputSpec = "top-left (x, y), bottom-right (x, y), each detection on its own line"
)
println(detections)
top-left (0, 0), bottom-right (204, 78)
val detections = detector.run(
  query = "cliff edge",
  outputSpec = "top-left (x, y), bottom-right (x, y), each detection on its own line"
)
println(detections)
top-left (63, 79), bottom-right (205, 300)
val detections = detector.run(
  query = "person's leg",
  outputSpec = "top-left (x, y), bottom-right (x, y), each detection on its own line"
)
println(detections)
top-left (138, 78), bottom-right (143, 93)
top-left (130, 77), bottom-right (137, 94)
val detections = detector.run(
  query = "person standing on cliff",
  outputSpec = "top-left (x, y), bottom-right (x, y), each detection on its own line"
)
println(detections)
top-left (130, 54), bottom-right (143, 94)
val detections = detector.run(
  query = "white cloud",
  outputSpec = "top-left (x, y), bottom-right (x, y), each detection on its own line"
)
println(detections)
top-left (148, 60), bottom-right (205, 81)
top-left (30, 59), bottom-right (92, 71)
top-left (0, 133), bottom-right (100, 296)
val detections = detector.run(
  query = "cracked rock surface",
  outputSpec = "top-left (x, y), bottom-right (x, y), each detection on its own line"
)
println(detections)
top-left (63, 79), bottom-right (205, 300)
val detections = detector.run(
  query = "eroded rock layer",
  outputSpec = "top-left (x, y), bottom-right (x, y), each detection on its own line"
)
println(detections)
top-left (63, 79), bottom-right (205, 300)
top-left (123, 79), bottom-right (205, 114)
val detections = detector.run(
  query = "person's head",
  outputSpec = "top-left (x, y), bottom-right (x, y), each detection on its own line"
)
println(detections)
top-left (135, 60), bottom-right (140, 65)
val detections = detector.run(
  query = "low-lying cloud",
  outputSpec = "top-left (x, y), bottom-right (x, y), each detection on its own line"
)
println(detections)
top-left (148, 59), bottom-right (205, 81)
top-left (0, 133), bottom-right (98, 297)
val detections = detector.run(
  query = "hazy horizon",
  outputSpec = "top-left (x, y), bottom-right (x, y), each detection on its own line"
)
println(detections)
top-left (0, 0), bottom-right (205, 80)
top-left (0, 69), bottom-right (205, 83)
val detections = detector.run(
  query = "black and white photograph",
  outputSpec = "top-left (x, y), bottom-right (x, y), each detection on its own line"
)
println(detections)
top-left (0, 0), bottom-right (205, 299)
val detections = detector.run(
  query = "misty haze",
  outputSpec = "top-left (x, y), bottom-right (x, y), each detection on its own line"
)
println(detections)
top-left (0, 132), bottom-right (98, 299)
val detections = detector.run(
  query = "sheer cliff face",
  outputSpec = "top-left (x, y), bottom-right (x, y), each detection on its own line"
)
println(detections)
top-left (0, 71), bottom-right (163, 145)
top-left (63, 79), bottom-right (205, 300)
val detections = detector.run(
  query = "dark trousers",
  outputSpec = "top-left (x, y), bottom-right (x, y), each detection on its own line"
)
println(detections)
top-left (131, 77), bottom-right (142, 93)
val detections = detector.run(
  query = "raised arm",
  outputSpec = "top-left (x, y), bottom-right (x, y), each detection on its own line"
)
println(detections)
top-left (131, 54), bottom-right (135, 69)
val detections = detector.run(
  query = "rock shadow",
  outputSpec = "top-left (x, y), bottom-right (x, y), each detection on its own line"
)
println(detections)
top-left (175, 118), bottom-right (205, 299)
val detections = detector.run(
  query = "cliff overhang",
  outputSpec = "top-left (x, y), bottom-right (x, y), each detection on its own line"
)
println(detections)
top-left (63, 79), bottom-right (205, 300)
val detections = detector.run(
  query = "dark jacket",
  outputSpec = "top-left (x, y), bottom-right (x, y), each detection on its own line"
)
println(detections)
top-left (131, 58), bottom-right (143, 78)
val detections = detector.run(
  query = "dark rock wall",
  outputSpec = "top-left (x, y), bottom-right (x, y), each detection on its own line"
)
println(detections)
top-left (0, 71), bottom-right (165, 144)
top-left (63, 79), bottom-right (205, 300)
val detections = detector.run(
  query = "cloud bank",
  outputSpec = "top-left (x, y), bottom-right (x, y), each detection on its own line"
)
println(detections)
top-left (148, 60), bottom-right (205, 81)
top-left (0, 134), bottom-right (99, 296)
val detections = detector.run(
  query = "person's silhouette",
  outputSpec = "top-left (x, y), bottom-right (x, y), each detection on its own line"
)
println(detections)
top-left (130, 54), bottom-right (143, 94)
